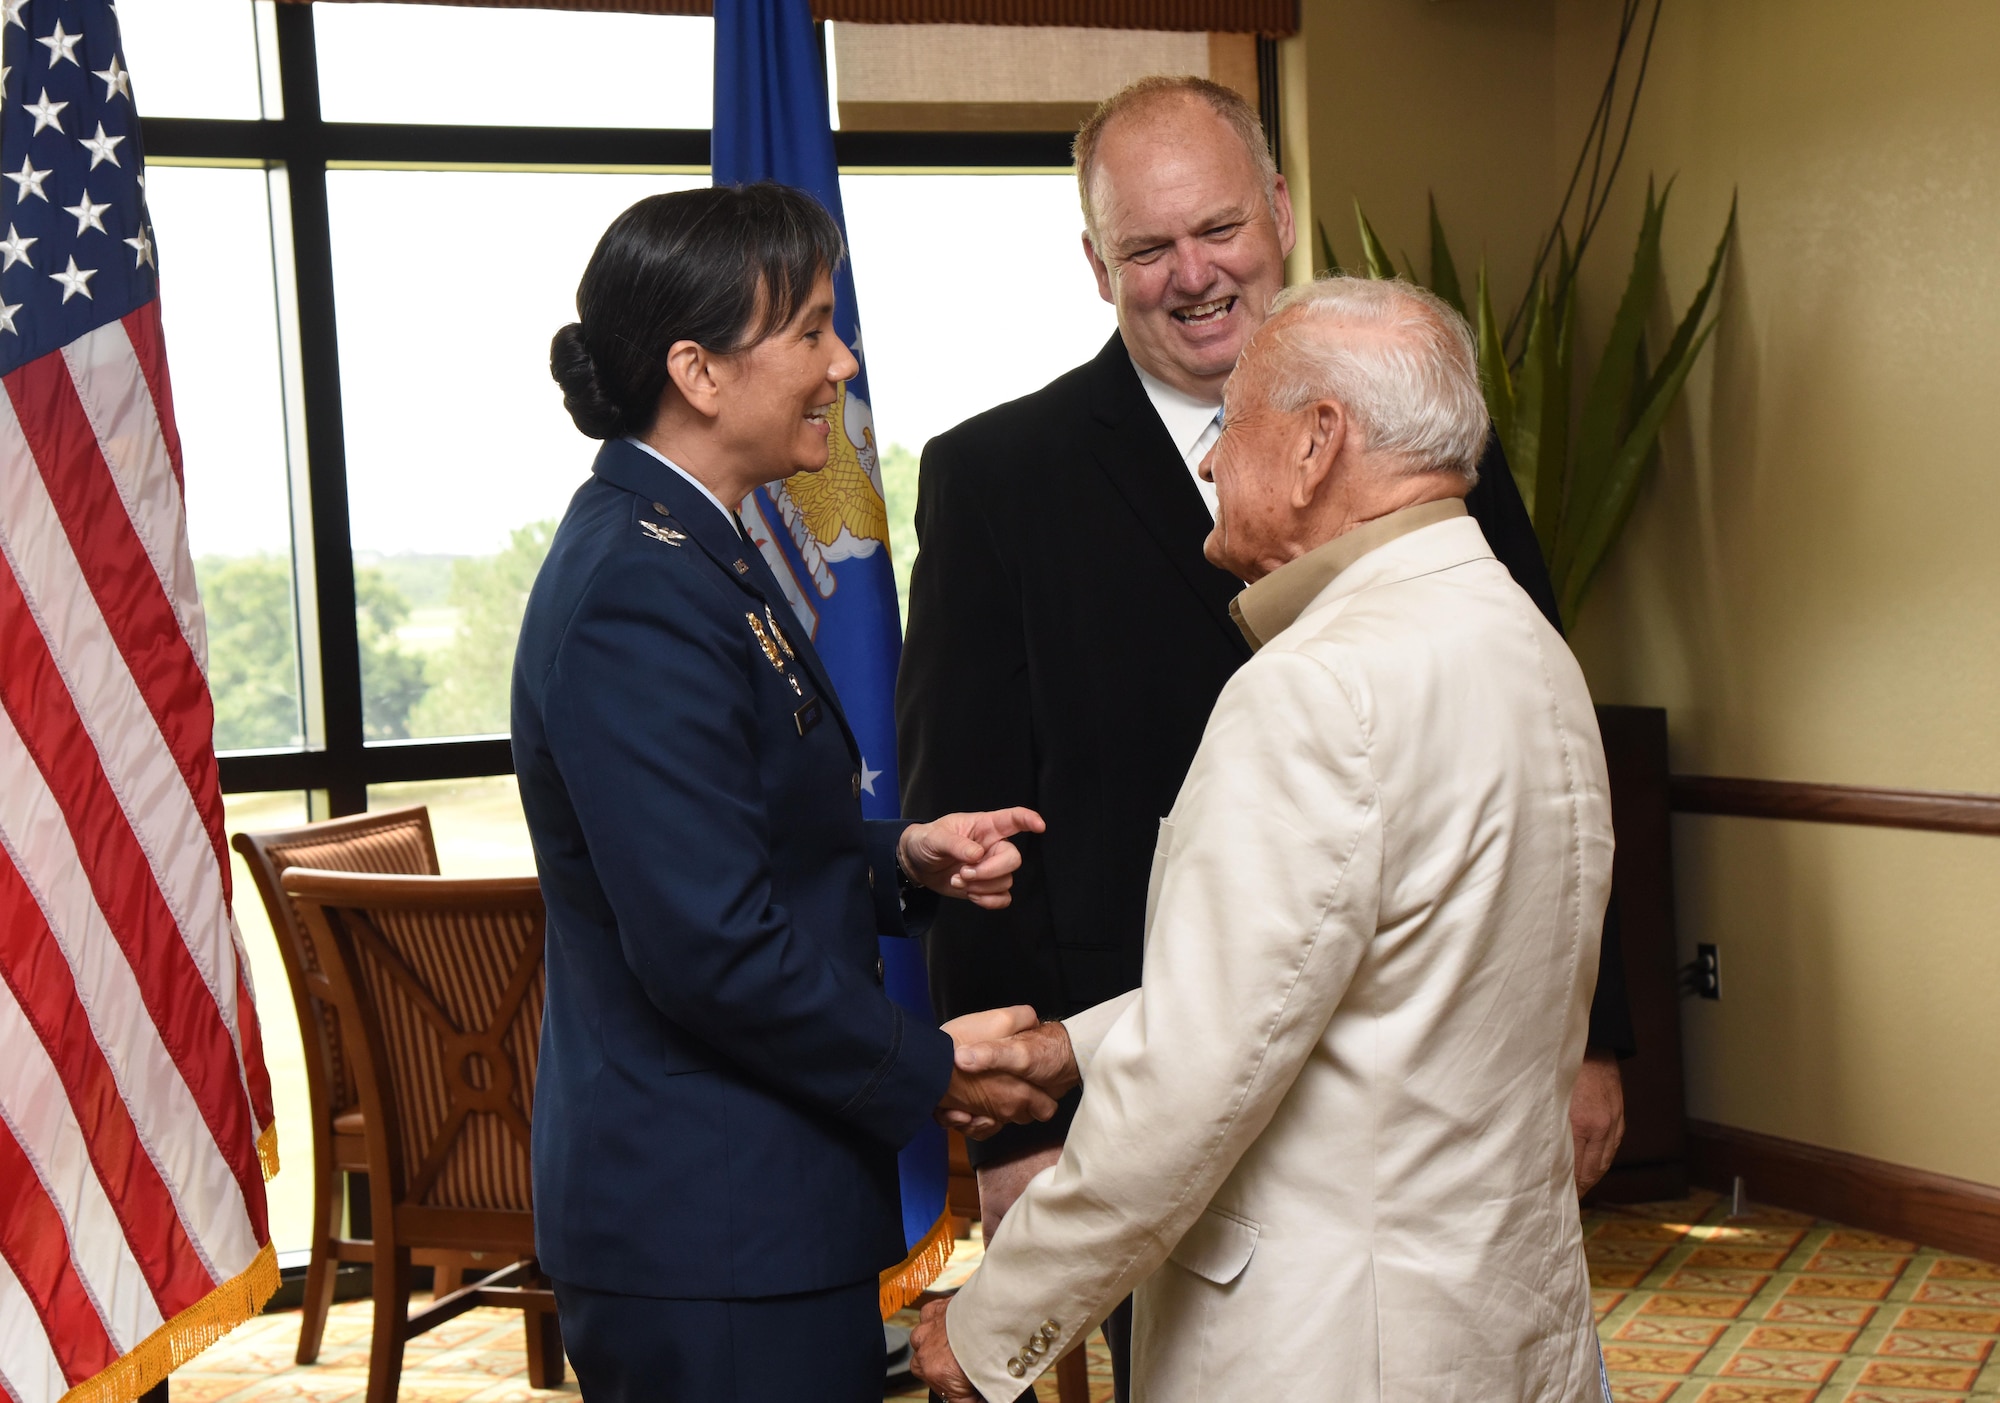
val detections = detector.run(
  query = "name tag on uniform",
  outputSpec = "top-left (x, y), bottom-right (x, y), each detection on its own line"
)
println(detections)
top-left (794, 697), bottom-right (823, 736)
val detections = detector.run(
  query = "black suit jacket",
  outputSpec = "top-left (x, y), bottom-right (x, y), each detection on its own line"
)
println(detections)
top-left (897, 332), bottom-right (1631, 1164)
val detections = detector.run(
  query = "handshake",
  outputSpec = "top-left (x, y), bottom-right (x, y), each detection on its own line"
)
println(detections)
top-left (935, 1007), bottom-right (1082, 1139)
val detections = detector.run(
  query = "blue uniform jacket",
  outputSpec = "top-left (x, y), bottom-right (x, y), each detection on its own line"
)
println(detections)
top-left (513, 437), bottom-right (954, 1299)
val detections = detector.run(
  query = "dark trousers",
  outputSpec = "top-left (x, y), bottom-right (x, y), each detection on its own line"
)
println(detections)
top-left (1005, 1295), bottom-right (1132, 1403)
top-left (552, 1275), bottom-right (882, 1403)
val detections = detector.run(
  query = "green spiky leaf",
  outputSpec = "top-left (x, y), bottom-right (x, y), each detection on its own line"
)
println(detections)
top-left (1428, 194), bottom-right (1466, 317)
top-left (1316, 218), bottom-right (1346, 278)
top-left (1559, 318), bottom-right (1720, 622)
top-left (1555, 177), bottom-right (1671, 586)
top-left (1639, 190), bottom-right (1735, 412)
top-left (1354, 201), bottom-right (1399, 281)
top-left (1476, 262), bottom-right (1516, 485)
top-left (1511, 283), bottom-right (1555, 553)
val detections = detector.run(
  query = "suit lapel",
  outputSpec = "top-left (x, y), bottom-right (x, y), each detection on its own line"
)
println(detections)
top-left (591, 441), bottom-right (861, 762)
top-left (1080, 335), bottom-right (1252, 657)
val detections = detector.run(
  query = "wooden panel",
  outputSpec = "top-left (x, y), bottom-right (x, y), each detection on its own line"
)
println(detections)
top-left (1688, 1119), bottom-right (2000, 1265)
top-left (1206, 31), bottom-right (1259, 104)
top-left (1591, 705), bottom-right (1689, 1203)
top-left (287, 0), bottom-right (1302, 36)
top-left (1670, 775), bottom-right (2000, 837)
top-left (839, 100), bottom-right (1098, 132)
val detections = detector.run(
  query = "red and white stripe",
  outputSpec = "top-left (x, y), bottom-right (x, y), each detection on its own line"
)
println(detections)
top-left (0, 305), bottom-right (274, 1402)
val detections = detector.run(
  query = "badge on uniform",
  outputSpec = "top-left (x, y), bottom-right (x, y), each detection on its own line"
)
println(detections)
top-left (745, 612), bottom-right (785, 672)
top-left (794, 698), bottom-right (822, 736)
top-left (639, 520), bottom-right (685, 546)
top-left (763, 607), bottom-right (797, 661)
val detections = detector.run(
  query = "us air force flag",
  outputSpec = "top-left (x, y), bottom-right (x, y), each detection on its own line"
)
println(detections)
top-left (712, 0), bottom-right (953, 1316)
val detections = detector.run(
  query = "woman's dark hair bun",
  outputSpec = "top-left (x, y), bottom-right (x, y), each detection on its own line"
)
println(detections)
top-left (550, 322), bottom-right (625, 440)
top-left (553, 184), bottom-right (847, 443)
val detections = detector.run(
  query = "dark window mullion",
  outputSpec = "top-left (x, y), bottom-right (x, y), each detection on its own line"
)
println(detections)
top-left (273, 4), bottom-right (366, 816)
top-left (143, 120), bottom-right (1074, 172)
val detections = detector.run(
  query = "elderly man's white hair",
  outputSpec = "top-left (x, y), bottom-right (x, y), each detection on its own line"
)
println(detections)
top-left (1251, 276), bottom-right (1488, 484)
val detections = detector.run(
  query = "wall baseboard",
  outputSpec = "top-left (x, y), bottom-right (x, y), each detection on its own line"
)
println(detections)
top-left (1688, 1120), bottom-right (2000, 1263)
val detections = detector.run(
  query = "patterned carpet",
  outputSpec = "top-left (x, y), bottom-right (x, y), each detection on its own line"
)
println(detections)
top-left (168, 1190), bottom-right (2000, 1402)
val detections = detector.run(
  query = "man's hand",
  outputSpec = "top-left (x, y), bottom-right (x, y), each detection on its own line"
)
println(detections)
top-left (940, 1007), bottom-right (1059, 1139)
top-left (938, 1020), bottom-right (1081, 1142)
top-left (1570, 1048), bottom-right (1626, 1195)
top-left (899, 808), bottom-right (1047, 909)
top-left (911, 1298), bottom-right (981, 1401)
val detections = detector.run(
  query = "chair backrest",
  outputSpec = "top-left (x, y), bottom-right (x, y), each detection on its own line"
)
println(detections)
top-left (232, 807), bottom-right (441, 1120)
top-left (280, 869), bottom-right (546, 1237)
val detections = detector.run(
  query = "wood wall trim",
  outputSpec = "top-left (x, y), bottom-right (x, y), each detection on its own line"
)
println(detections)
top-left (838, 100), bottom-right (1097, 132)
top-left (1670, 775), bottom-right (2000, 837)
top-left (1688, 1120), bottom-right (2000, 1264)
top-left (284, 0), bottom-right (1300, 35)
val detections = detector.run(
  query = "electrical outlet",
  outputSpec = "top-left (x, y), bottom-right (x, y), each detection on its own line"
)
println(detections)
top-left (1693, 944), bottom-right (1720, 1000)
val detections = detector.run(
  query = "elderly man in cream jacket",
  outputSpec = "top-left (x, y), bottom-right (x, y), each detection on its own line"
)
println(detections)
top-left (913, 276), bottom-right (1616, 1403)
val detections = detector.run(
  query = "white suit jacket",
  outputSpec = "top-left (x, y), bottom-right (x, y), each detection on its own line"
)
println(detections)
top-left (946, 502), bottom-right (1614, 1403)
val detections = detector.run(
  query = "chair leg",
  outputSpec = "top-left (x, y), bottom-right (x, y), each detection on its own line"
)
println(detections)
top-left (295, 1169), bottom-right (346, 1363)
top-left (364, 1244), bottom-right (411, 1403)
top-left (1055, 1341), bottom-right (1090, 1403)
top-left (431, 1263), bottom-right (463, 1298)
top-left (523, 1300), bottom-right (565, 1389)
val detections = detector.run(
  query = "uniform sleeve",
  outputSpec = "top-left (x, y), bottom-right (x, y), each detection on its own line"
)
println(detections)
top-left (546, 550), bottom-right (952, 1150)
top-left (946, 650), bottom-right (1385, 1400)
top-left (1467, 431), bottom-right (1635, 1056)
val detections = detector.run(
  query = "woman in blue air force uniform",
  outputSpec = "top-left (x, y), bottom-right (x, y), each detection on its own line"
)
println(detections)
top-left (512, 184), bottom-right (1049, 1402)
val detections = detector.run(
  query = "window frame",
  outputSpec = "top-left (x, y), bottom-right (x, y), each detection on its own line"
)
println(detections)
top-left (149, 5), bottom-right (1077, 814)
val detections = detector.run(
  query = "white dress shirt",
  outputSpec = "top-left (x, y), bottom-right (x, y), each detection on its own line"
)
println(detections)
top-left (626, 437), bottom-right (742, 536)
top-left (1132, 359), bottom-right (1224, 520)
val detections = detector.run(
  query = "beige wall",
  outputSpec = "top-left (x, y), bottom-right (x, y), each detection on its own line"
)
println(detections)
top-left (1297, 0), bottom-right (2000, 1185)
top-left (1563, 0), bottom-right (2000, 1186)
top-left (1299, 0), bottom-right (1557, 312)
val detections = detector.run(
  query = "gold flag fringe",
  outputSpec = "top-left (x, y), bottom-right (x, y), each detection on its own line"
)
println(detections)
top-left (255, 1121), bottom-right (280, 1182)
top-left (878, 1210), bottom-right (956, 1319)
top-left (60, 1241), bottom-right (280, 1403)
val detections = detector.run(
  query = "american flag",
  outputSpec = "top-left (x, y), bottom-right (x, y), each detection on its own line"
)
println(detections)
top-left (0, 2), bottom-right (279, 1400)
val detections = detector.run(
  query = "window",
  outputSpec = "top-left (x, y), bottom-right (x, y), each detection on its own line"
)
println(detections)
top-left (326, 170), bottom-right (704, 740)
top-left (151, 166), bottom-right (308, 752)
top-left (116, 0), bottom-right (276, 119)
top-left (841, 173), bottom-right (1115, 614)
top-left (313, 4), bottom-right (713, 128)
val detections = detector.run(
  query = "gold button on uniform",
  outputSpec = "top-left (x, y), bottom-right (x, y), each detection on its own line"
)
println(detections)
top-left (1006, 1359), bottom-right (1026, 1378)
top-left (851, 773), bottom-right (861, 799)
top-left (867, 867), bottom-right (875, 890)
top-left (652, 502), bottom-right (669, 515)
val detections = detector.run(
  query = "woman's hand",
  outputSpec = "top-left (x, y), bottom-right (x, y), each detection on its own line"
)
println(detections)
top-left (939, 1005), bottom-right (1056, 1139)
top-left (898, 808), bottom-right (1046, 909)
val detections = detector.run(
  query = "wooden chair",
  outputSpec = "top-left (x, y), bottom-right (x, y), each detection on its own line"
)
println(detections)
top-left (280, 868), bottom-right (562, 1403)
top-left (232, 808), bottom-right (502, 1364)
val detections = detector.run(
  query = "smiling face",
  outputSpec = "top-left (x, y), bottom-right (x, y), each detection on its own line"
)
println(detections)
top-left (716, 268), bottom-right (858, 482)
top-left (1084, 95), bottom-right (1295, 402)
